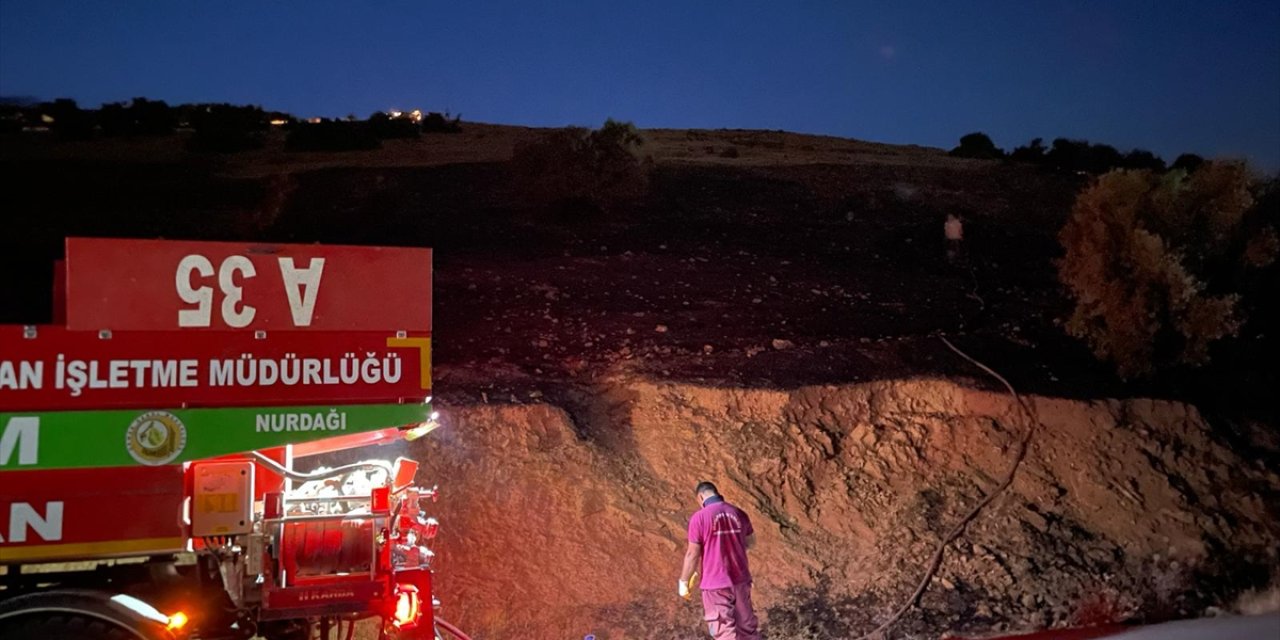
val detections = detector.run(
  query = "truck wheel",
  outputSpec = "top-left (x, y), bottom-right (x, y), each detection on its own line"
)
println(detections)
top-left (1, 613), bottom-right (134, 640)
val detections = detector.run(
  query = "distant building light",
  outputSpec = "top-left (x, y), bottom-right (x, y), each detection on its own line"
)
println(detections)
top-left (308, 117), bottom-right (323, 124)
top-left (270, 119), bottom-right (287, 126)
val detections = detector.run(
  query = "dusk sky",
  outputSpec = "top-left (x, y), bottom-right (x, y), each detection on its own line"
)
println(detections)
top-left (1, 1), bottom-right (1277, 168)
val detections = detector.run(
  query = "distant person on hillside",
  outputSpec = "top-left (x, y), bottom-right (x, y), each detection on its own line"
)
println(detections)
top-left (945, 213), bottom-right (964, 263)
top-left (678, 481), bottom-right (761, 640)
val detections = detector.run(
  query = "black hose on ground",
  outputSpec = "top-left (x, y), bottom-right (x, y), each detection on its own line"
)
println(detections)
top-left (852, 336), bottom-right (1044, 640)
top-left (435, 618), bottom-right (473, 640)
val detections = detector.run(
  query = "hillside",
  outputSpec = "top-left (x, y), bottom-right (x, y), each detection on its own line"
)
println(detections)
top-left (1, 124), bottom-right (1092, 396)
top-left (2, 125), bottom-right (1278, 639)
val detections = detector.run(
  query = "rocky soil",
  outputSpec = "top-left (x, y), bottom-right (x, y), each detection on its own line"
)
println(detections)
top-left (395, 377), bottom-right (1280, 639)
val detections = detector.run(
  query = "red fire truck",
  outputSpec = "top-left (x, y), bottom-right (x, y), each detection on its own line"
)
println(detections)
top-left (0, 238), bottom-right (470, 639)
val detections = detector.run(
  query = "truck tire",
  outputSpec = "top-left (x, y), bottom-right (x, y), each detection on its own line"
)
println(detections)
top-left (1, 613), bottom-right (135, 640)
top-left (0, 591), bottom-right (172, 640)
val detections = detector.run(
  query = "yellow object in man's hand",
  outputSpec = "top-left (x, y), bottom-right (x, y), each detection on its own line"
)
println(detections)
top-left (683, 571), bottom-right (699, 600)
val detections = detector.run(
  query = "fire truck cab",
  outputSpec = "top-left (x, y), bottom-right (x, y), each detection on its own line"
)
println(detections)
top-left (0, 238), bottom-right (466, 640)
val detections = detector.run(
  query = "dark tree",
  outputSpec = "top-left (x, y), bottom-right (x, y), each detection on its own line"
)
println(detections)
top-left (1122, 149), bottom-right (1167, 172)
top-left (95, 97), bottom-right (176, 136)
top-left (421, 112), bottom-right (462, 133)
top-left (948, 132), bottom-right (1004, 160)
top-left (41, 98), bottom-right (94, 140)
top-left (1084, 144), bottom-right (1124, 174)
top-left (1010, 137), bottom-right (1046, 164)
top-left (367, 112), bottom-right (419, 139)
top-left (187, 103), bottom-right (270, 153)
top-left (509, 119), bottom-right (651, 217)
top-left (1044, 138), bottom-right (1127, 174)
top-left (1171, 153), bottom-right (1206, 174)
top-left (129, 97), bottom-right (176, 135)
top-left (97, 102), bottom-right (132, 136)
top-left (1046, 138), bottom-right (1090, 171)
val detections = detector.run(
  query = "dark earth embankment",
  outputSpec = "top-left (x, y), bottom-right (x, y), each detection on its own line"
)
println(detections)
top-left (396, 378), bottom-right (1279, 639)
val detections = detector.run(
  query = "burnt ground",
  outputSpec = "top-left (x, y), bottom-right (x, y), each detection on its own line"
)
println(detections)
top-left (0, 125), bottom-right (1276, 422)
top-left (4, 124), bottom-right (1280, 639)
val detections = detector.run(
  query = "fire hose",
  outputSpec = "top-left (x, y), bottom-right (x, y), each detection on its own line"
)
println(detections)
top-left (851, 336), bottom-right (1044, 640)
top-left (249, 451), bottom-right (393, 481)
top-left (435, 618), bottom-right (473, 640)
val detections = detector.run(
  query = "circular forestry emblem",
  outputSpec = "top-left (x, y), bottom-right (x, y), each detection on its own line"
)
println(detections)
top-left (125, 410), bottom-right (188, 466)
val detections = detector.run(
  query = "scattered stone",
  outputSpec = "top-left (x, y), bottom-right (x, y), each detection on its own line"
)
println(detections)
top-left (655, 325), bottom-right (669, 333)
top-left (1028, 611), bottom-right (1047, 628)
top-left (771, 339), bottom-right (795, 350)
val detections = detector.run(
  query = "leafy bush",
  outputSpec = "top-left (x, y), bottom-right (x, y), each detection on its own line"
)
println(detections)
top-left (285, 120), bottom-right (380, 152)
top-left (1058, 163), bottom-right (1277, 377)
top-left (508, 119), bottom-right (652, 215)
top-left (948, 132), bottom-right (1003, 159)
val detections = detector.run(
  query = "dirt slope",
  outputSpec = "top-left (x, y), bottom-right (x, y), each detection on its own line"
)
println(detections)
top-left (400, 377), bottom-right (1279, 639)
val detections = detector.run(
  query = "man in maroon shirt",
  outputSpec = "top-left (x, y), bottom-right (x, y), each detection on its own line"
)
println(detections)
top-left (679, 481), bottom-right (761, 640)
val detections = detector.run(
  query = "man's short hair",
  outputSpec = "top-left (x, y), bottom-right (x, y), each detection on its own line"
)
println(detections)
top-left (694, 481), bottom-right (719, 496)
